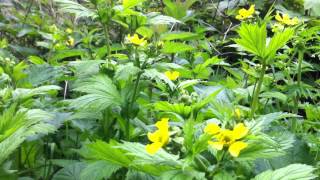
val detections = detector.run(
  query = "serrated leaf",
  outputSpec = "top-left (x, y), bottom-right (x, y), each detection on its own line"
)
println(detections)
top-left (253, 164), bottom-right (316, 180)
top-left (80, 161), bottom-right (121, 180)
top-left (160, 32), bottom-right (198, 41)
top-left (161, 42), bottom-right (194, 54)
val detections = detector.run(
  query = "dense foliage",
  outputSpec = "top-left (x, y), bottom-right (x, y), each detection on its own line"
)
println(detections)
top-left (0, 0), bottom-right (320, 179)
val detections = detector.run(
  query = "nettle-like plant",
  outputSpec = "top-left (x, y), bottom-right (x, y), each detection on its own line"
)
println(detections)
top-left (77, 112), bottom-right (316, 179)
top-left (234, 22), bottom-right (294, 118)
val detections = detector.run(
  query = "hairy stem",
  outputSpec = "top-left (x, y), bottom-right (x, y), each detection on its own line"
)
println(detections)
top-left (250, 62), bottom-right (267, 118)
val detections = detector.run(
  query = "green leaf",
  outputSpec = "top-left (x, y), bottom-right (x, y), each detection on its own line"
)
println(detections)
top-left (136, 26), bottom-right (154, 39)
top-left (52, 162), bottom-right (86, 180)
top-left (253, 164), bottom-right (316, 180)
top-left (154, 101), bottom-right (192, 118)
top-left (126, 169), bottom-right (156, 180)
top-left (160, 169), bottom-right (205, 180)
top-left (54, 0), bottom-right (97, 19)
top-left (161, 42), bottom-right (195, 54)
top-left (249, 112), bottom-right (300, 134)
top-left (71, 74), bottom-right (122, 111)
top-left (49, 49), bottom-right (85, 62)
top-left (234, 23), bottom-right (267, 58)
top-left (304, 0), bottom-right (320, 17)
top-left (260, 91), bottom-right (288, 102)
top-left (160, 32), bottom-right (198, 41)
top-left (0, 105), bottom-right (56, 164)
top-left (80, 161), bottom-right (121, 180)
top-left (123, 0), bottom-right (146, 9)
top-left (265, 28), bottom-right (294, 62)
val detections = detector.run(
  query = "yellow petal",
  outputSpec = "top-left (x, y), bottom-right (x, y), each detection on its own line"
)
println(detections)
top-left (204, 123), bottom-right (220, 135)
top-left (147, 131), bottom-right (160, 143)
top-left (282, 14), bottom-right (290, 21)
top-left (164, 71), bottom-right (180, 81)
top-left (238, 9), bottom-right (247, 16)
top-left (172, 71), bottom-right (180, 80)
top-left (155, 118), bottom-right (169, 130)
top-left (208, 141), bottom-right (224, 150)
top-left (275, 13), bottom-right (283, 22)
top-left (228, 141), bottom-right (248, 157)
top-left (248, 5), bottom-right (255, 15)
top-left (146, 142), bottom-right (162, 155)
top-left (232, 123), bottom-right (248, 140)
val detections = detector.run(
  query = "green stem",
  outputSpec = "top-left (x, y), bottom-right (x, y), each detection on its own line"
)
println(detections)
top-left (293, 50), bottom-right (304, 113)
top-left (250, 62), bottom-right (267, 118)
top-left (96, 6), bottom-right (111, 60)
top-left (297, 50), bottom-right (304, 87)
top-left (126, 48), bottom-right (143, 140)
top-left (101, 22), bottom-right (111, 59)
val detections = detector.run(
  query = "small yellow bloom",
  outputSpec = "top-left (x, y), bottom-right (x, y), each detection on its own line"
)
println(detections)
top-left (236, 5), bottom-right (255, 20)
top-left (66, 28), bottom-right (73, 34)
top-left (228, 141), bottom-right (248, 157)
top-left (164, 71), bottom-right (180, 81)
top-left (126, 34), bottom-right (147, 46)
top-left (275, 12), bottom-right (299, 26)
top-left (232, 123), bottom-right (248, 140)
top-left (146, 118), bottom-right (170, 155)
top-left (67, 37), bottom-right (74, 46)
top-left (204, 123), bottom-right (220, 135)
top-left (234, 108), bottom-right (241, 119)
top-left (208, 123), bottom-right (249, 157)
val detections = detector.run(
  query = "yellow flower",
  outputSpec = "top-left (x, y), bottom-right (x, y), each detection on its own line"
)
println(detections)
top-left (234, 108), bottom-right (241, 119)
top-left (67, 37), bottom-right (74, 46)
top-left (204, 123), bottom-right (220, 135)
top-left (126, 34), bottom-right (147, 46)
top-left (66, 28), bottom-right (73, 34)
top-left (164, 71), bottom-right (180, 81)
top-left (236, 5), bottom-right (255, 20)
top-left (275, 12), bottom-right (299, 26)
top-left (208, 123), bottom-right (249, 157)
top-left (146, 118), bottom-right (169, 155)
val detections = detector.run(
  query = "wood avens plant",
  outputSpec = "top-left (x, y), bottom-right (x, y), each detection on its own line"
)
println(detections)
top-left (234, 22), bottom-right (295, 118)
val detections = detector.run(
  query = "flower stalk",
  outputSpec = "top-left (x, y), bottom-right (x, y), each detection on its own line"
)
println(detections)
top-left (250, 61), bottom-right (267, 118)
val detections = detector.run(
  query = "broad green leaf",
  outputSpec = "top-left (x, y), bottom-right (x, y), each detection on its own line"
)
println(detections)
top-left (234, 23), bottom-right (267, 58)
top-left (54, 0), bottom-right (97, 19)
top-left (126, 169), bottom-right (156, 180)
top-left (161, 42), bottom-right (194, 54)
top-left (253, 164), bottom-right (316, 180)
top-left (260, 91), bottom-right (288, 102)
top-left (304, 0), bottom-right (320, 17)
top-left (71, 74), bottom-right (122, 111)
top-left (123, 0), bottom-right (146, 9)
top-left (136, 26), bottom-right (154, 39)
top-left (49, 49), bottom-right (85, 62)
top-left (80, 161), bottom-right (121, 180)
top-left (160, 32), bottom-right (198, 41)
top-left (52, 162), bottom-right (86, 180)
top-left (265, 28), bottom-right (294, 62)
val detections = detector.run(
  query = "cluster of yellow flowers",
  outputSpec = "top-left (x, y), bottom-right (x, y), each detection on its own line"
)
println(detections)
top-left (236, 5), bottom-right (299, 27)
top-left (236, 5), bottom-right (255, 20)
top-left (164, 70), bottom-right (180, 81)
top-left (204, 123), bottom-right (249, 157)
top-left (146, 118), bottom-right (170, 155)
top-left (126, 34), bottom-right (147, 46)
top-left (275, 12), bottom-right (299, 26)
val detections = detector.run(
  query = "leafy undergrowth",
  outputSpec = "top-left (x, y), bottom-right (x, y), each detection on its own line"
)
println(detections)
top-left (0, 0), bottom-right (320, 179)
